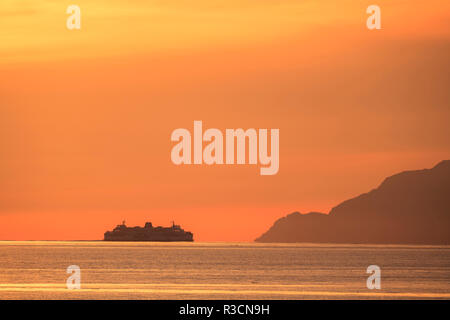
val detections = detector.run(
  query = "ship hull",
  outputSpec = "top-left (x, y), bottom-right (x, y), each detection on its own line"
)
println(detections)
top-left (104, 231), bottom-right (193, 242)
top-left (104, 236), bottom-right (193, 242)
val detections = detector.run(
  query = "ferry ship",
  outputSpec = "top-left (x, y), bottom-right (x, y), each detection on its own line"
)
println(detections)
top-left (104, 221), bottom-right (194, 242)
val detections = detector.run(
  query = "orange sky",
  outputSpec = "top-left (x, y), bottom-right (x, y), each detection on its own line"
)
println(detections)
top-left (1, 0), bottom-right (450, 241)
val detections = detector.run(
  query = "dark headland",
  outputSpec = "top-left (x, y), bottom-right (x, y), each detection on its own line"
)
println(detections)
top-left (256, 160), bottom-right (450, 244)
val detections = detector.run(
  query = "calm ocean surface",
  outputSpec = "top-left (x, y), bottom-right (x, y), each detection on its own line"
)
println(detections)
top-left (0, 241), bottom-right (449, 299)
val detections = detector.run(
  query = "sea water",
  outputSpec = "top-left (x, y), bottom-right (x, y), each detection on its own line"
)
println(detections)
top-left (0, 241), bottom-right (449, 299)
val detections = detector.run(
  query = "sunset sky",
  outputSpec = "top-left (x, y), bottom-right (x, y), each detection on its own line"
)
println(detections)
top-left (1, 0), bottom-right (450, 241)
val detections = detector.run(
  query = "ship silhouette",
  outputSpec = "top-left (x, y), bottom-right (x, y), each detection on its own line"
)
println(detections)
top-left (104, 221), bottom-right (194, 242)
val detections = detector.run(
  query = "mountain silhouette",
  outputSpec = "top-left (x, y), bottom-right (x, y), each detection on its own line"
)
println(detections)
top-left (256, 160), bottom-right (450, 244)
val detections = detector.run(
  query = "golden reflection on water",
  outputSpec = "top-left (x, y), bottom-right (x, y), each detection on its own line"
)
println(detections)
top-left (0, 283), bottom-right (450, 299)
